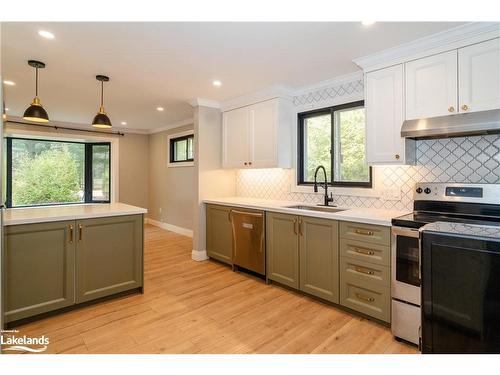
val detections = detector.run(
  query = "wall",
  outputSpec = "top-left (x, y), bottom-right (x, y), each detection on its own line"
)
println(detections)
top-left (4, 122), bottom-right (150, 211)
top-left (193, 105), bottom-right (236, 260)
top-left (236, 77), bottom-right (500, 211)
top-left (148, 124), bottom-right (195, 231)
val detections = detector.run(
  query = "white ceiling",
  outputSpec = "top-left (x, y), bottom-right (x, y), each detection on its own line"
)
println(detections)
top-left (1, 22), bottom-right (466, 131)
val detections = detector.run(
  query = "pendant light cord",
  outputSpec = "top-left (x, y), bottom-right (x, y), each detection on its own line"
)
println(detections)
top-left (35, 67), bottom-right (39, 97)
top-left (101, 80), bottom-right (104, 107)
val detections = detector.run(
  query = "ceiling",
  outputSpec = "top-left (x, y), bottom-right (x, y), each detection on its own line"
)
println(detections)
top-left (1, 22), bottom-right (466, 131)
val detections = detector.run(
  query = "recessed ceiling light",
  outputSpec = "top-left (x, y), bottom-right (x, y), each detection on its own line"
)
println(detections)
top-left (212, 80), bottom-right (222, 87)
top-left (38, 30), bottom-right (55, 39)
top-left (361, 21), bottom-right (375, 26)
top-left (156, 106), bottom-right (164, 112)
top-left (121, 121), bottom-right (127, 125)
top-left (3, 80), bottom-right (15, 86)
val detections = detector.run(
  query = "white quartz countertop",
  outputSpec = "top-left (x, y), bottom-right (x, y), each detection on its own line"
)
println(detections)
top-left (203, 197), bottom-right (409, 226)
top-left (4, 203), bottom-right (147, 226)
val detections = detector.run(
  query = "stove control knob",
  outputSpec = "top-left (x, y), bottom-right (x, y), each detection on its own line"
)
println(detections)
top-left (424, 187), bottom-right (431, 194)
top-left (416, 187), bottom-right (423, 194)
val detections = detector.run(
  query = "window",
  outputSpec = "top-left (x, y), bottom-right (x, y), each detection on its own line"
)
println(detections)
top-left (6, 137), bottom-right (111, 207)
top-left (298, 101), bottom-right (371, 188)
top-left (168, 132), bottom-right (194, 165)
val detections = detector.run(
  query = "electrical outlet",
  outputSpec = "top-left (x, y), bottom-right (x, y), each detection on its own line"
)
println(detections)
top-left (382, 188), bottom-right (401, 201)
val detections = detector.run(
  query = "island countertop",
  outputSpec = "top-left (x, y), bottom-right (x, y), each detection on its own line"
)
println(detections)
top-left (3, 203), bottom-right (147, 226)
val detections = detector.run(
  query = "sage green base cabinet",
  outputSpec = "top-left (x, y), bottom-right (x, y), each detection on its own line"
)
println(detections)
top-left (4, 214), bottom-right (144, 324)
top-left (4, 221), bottom-right (76, 323)
top-left (266, 212), bottom-right (299, 288)
top-left (299, 216), bottom-right (339, 303)
top-left (206, 204), bottom-right (233, 265)
top-left (266, 212), bottom-right (339, 303)
top-left (339, 221), bottom-right (391, 323)
top-left (76, 215), bottom-right (143, 303)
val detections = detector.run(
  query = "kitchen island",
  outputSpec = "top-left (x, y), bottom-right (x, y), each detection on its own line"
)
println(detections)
top-left (3, 203), bottom-right (147, 325)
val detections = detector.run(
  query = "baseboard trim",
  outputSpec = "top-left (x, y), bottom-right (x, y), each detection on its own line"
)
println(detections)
top-left (191, 249), bottom-right (209, 262)
top-left (145, 218), bottom-right (193, 238)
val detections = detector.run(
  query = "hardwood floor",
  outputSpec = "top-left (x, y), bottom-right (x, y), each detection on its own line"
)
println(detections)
top-left (8, 224), bottom-right (418, 354)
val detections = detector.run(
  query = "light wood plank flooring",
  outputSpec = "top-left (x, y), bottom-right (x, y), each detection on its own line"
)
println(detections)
top-left (9, 224), bottom-right (418, 354)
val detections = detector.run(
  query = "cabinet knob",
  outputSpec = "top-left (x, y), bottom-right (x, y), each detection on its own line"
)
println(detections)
top-left (244, 162), bottom-right (247, 166)
top-left (448, 106), bottom-right (455, 113)
top-left (248, 161), bottom-right (252, 166)
top-left (395, 154), bottom-right (400, 160)
top-left (461, 104), bottom-right (469, 111)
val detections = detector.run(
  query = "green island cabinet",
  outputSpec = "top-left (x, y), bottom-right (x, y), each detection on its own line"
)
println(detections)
top-left (206, 204), bottom-right (233, 265)
top-left (4, 214), bottom-right (143, 323)
top-left (266, 212), bottom-right (339, 304)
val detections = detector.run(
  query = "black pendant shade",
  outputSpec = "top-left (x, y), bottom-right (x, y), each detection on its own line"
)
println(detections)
top-left (92, 75), bottom-right (112, 128)
top-left (23, 60), bottom-right (50, 123)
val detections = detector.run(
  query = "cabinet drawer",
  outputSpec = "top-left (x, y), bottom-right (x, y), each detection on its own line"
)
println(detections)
top-left (340, 238), bottom-right (390, 266)
top-left (340, 256), bottom-right (390, 287)
top-left (340, 221), bottom-right (390, 246)
top-left (340, 274), bottom-right (391, 323)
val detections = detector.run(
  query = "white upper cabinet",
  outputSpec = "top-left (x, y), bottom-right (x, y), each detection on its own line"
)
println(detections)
top-left (222, 98), bottom-right (292, 169)
top-left (458, 38), bottom-right (500, 113)
top-left (405, 50), bottom-right (458, 120)
top-left (365, 64), bottom-right (414, 165)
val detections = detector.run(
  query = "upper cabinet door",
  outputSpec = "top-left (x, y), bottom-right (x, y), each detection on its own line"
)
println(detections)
top-left (458, 38), bottom-right (500, 114)
top-left (249, 98), bottom-right (278, 168)
top-left (405, 50), bottom-right (458, 120)
top-left (366, 64), bottom-right (408, 164)
top-left (222, 106), bottom-right (250, 168)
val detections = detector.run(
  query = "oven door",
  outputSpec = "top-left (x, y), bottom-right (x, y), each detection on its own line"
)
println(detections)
top-left (391, 226), bottom-right (421, 306)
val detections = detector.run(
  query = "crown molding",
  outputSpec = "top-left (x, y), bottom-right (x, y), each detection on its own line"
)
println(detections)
top-left (220, 84), bottom-right (294, 112)
top-left (148, 118), bottom-right (194, 134)
top-left (292, 71), bottom-right (363, 96)
top-left (189, 98), bottom-right (221, 108)
top-left (354, 22), bottom-right (500, 72)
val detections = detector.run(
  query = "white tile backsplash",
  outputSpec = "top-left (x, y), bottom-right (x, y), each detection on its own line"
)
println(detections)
top-left (236, 77), bottom-right (500, 211)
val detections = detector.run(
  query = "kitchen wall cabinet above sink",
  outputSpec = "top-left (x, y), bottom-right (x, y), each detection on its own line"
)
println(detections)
top-left (222, 97), bottom-right (293, 169)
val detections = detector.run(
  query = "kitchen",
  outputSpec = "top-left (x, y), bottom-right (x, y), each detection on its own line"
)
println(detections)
top-left (0, 7), bottom-right (499, 373)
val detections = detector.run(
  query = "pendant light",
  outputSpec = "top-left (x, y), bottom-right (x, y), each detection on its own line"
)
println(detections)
top-left (92, 75), bottom-right (112, 128)
top-left (23, 60), bottom-right (50, 123)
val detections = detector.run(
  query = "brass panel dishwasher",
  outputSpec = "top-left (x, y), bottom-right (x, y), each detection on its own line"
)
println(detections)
top-left (230, 209), bottom-right (265, 276)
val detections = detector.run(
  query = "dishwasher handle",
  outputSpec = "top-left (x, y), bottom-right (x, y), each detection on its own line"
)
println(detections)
top-left (230, 209), bottom-right (264, 218)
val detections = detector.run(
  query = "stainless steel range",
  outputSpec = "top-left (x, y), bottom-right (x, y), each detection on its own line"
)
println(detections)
top-left (391, 183), bottom-right (500, 347)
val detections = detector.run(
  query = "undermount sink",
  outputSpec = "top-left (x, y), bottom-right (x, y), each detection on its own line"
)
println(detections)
top-left (286, 205), bottom-right (346, 213)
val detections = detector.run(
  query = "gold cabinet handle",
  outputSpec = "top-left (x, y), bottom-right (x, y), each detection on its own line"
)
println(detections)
top-left (354, 229), bottom-right (374, 236)
top-left (298, 218), bottom-right (303, 236)
top-left (78, 224), bottom-right (83, 241)
top-left (356, 293), bottom-right (375, 303)
top-left (448, 106), bottom-right (455, 113)
top-left (395, 154), bottom-right (400, 160)
top-left (228, 210), bottom-right (232, 222)
top-left (354, 266), bottom-right (375, 275)
top-left (353, 246), bottom-right (375, 256)
top-left (461, 104), bottom-right (468, 111)
top-left (293, 219), bottom-right (298, 235)
top-left (69, 224), bottom-right (74, 243)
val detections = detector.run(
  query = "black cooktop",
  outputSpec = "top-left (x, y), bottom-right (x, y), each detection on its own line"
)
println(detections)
top-left (392, 211), bottom-right (500, 229)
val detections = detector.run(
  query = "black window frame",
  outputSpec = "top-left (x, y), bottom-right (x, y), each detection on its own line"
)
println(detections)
top-left (297, 100), bottom-right (372, 188)
top-left (169, 133), bottom-right (194, 164)
top-left (6, 137), bottom-right (111, 208)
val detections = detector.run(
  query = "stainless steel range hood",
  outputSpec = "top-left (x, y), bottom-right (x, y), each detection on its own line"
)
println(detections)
top-left (401, 109), bottom-right (500, 139)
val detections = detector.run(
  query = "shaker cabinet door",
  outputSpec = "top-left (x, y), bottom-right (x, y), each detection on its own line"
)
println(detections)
top-left (405, 50), bottom-right (458, 120)
top-left (458, 38), bottom-right (500, 113)
top-left (75, 215), bottom-right (143, 303)
top-left (206, 204), bottom-right (233, 265)
top-left (4, 220), bottom-right (76, 323)
top-left (222, 106), bottom-right (250, 168)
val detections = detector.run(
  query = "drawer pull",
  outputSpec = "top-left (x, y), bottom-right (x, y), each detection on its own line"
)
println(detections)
top-left (69, 224), bottom-right (74, 243)
top-left (355, 229), bottom-right (374, 236)
top-left (354, 266), bottom-right (374, 275)
top-left (353, 247), bottom-right (375, 256)
top-left (293, 219), bottom-right (298, 235)
top-left (356, 293), bottom-right (375, 303)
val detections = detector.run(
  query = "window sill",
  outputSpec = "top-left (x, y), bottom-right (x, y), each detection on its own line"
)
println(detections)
top-left (291, 183), bottom-right (381, 198)
top-left (167, 161), bottom-right (194, 168)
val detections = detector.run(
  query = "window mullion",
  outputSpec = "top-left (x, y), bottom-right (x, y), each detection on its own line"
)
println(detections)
top-left (84, 143), bottom-right (93, 203)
